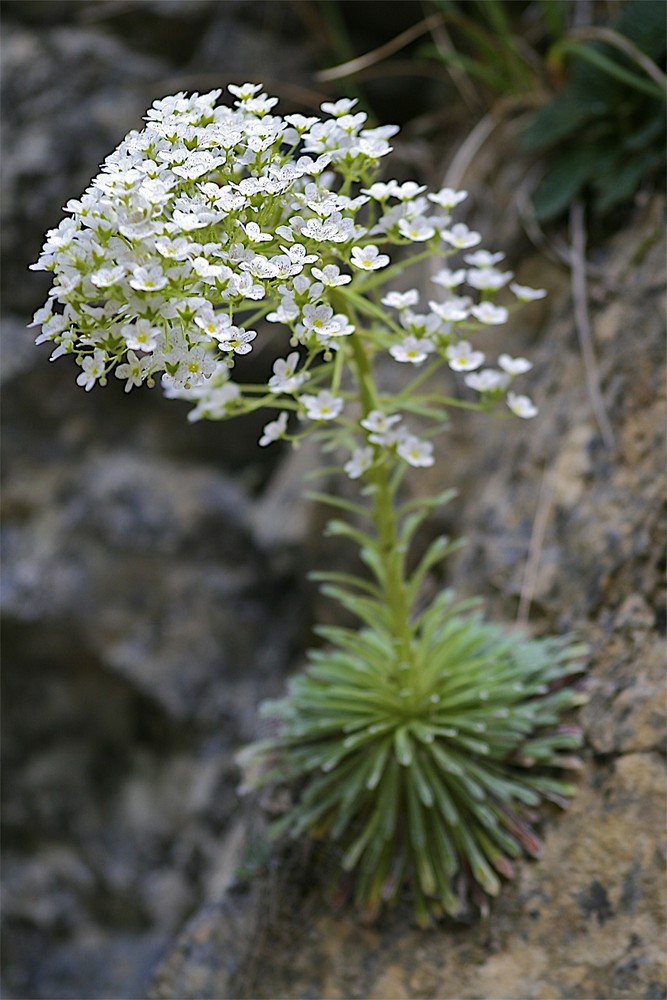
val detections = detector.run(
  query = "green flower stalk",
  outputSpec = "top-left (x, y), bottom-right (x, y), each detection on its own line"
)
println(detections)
top-left (31, 83), bottom-right (586, 926)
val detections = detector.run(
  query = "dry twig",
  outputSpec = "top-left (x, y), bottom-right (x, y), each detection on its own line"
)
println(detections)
top-left (569, 200), bottom-right (616, 449)
top-left (517, 465), bottom-right (555, 626)
top-left (316, 12), bottom-right (445, 82)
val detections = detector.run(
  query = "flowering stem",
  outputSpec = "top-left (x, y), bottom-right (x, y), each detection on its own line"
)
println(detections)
top-left (32, 83), bottom-right (584, 929)
top-left (340, 287), bottom-right (405, 334)
top-left (397, 357), bottom-right (446, 396)
top-left (347, 325), bottom-right (416, 685)
top-left (394, 390), bottom-right (487, 413)
top-left (356, 246), bottom-right (446, 292)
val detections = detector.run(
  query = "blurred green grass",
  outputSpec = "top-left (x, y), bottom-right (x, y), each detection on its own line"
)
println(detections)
top-left (304, 0), bottom-right (666, 226)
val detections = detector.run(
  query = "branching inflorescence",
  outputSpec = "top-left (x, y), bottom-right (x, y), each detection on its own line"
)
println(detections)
top-left (31, 84), bottom-right (587, 926)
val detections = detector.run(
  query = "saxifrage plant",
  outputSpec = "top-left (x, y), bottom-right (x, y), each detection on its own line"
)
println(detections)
top-left (31, 83), bottom-right (586, 927)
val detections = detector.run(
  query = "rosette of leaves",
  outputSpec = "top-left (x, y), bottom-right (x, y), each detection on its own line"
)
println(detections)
top-left (242, 519), bottom-right (587, 928)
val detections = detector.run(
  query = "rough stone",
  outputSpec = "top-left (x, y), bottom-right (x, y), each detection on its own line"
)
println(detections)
top-left (1, 3), bottom-right (321, 992)
top-left (2, 1), bottom-right (665, 996)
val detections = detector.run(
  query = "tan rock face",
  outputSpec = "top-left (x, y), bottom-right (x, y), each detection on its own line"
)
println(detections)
top-left (151, 196), bottom-right (666, 1000)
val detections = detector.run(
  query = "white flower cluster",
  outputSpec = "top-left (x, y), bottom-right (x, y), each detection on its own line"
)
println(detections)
top-left (31, 84), bottom-right (543, 475)
top-left (344, 409), bottom-right (435, 474)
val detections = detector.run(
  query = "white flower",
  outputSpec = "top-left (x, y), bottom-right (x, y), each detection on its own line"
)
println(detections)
top-left (90, 265), bottom-right (125, 288)
top-left (115, 350), bottom-right (150, 391)
top-left (464, 368), bottom-right (510, 392)
top-left (381, 289), bottom-right (419, 310)
top-left (398, 217), bottom-right (436, 242)
top-left (244, 221), bottom-right (272, 243)
top-left (215, 327), bottom-right (257, 355)
top-left (229, 272), bottom-right (265, 300)
top-left (397, 434), bottom-right (434, 468)
top-left (195, 312), bottom-right (235, 341)
top-left (192, 257), bottom-right (229, 282)
top-left (466, 268), bottom-right (512, 292)
top-left (129, 265), bottom-right (168, 292)
top-left (358, 127), bottom-right (395, 154)
top-left (344, 446), bottom-right (374, 479)
top-left (266, 297), bottom-right (300, 324)
top-left (156, 236), bottom-right (195, 260)
top-left (310, 264), bottom-right (351, 286)
top-left (394, 181), bottom-right (427, 201)
top-left (507, 391), bottom-right (538, 418)
top-left (28, 303), bottom-right (54, 326)
top-left (302, 304), bottom-right (337, 336)
top-left (321, 97), bottom-right (358, 117)
top-left (122, 319), bottom-right (159, 352)
top-left (389, 336), bottom-right (435, 364)
top-left (291, 274), bottom-right (319, 297)
top-left (429, 298), bottom-right (470, 322)
top-left (245, 94), bottom-right (280, 115)
top-left (140, 178), bottom-right (173, 204)
top-left (76, 350), bottom-right (107, 391)
top-left (48, 335), bottom-right (76, 361)
top-left (360, 409), bottom-right (402, 444)
top-left (268, 352), bottom-right (307, 393)
top-left (259, 411), bottom-right (289, 447)
top-left (167, 346), bottom-right (217, 389)
top-left (350, 244), bottom-right (390, 270)
top-left (172, 208), bottom-right (214, 231)
top-left (34, 312), bottom-right (66, 339)
top-left (284, 113), bottom-right (320, 132)
top-left (337, 111), bottom-right (368, 134)
top-left (498, 353), bottom-right (532, 375)
top-left (275, 255), bottom-right (306, 280)
top-left (300, 305), bottom-right (354, 343)
top-left (470, 302), bottom-right (508, 325)
top-left (301, 213), bottom-right (356, 244)
top-left (327, 314), bottom-right (355, 337)
top-left (464, 250), bottom-right (505, 267)
top-left (200, 184), bottom-right (245, 213)
top-left (228, 82), bottom-right (263, 100)
top-left (280, 243), bottom-right (318, 266)
top-left (241, 255), bottom-right (280, 279)
top-left (431, 267), bottom-right (466, 289)
top-left (445, 341), bottom-right (485, 372)
top-left (172, 151), bottom-right (223, 180)
top-left (39, 217), bottom-right (79, 254)
top-left (301, 390), bottom-right (344, 421)
top-left (427, 187), bottom-right (468, 209)
top-left (184, 379), bottom-right (242, 422)
top-left (510, 282), bottom-right (547, 302)
top-left (400, 309), bottom-right (441, 337)
top-left (49, 269), bottom-right (81, 298)
top-left (360, 180), bottom-right (399, 201)
top-left (440, 223), bottom-right (482, 250)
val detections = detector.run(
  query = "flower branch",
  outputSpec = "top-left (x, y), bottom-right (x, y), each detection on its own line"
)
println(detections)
top-left (31, 82), bottom-right (586, 927)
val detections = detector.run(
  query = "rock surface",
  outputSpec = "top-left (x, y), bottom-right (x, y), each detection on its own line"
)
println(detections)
top-left (2, 4), bottom-right (315, 997)
top-left (2, 3), bottom-right (665, 999)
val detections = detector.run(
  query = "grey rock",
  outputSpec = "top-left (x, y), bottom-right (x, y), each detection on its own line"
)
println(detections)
top-left (2, 21), bottom-right (168, 314)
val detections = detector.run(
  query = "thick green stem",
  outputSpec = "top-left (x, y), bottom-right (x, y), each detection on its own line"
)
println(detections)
top-left (347, 329), bottom-right (416, 685)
